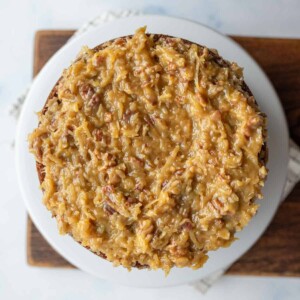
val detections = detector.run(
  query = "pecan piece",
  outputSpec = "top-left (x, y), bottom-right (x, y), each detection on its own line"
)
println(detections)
top-left (103, 202), bottom-right (116, 215)
top-left (94, 128), bottom-right (103, 141)
top-left (79, 83), bottom-right (94, 101)
top-left (102, 185), bottom-right (114, 194)
top-left (211, 198), bottom-right (224, 213)
top-left (94, 55), bottom-right (105, 67)
top-left (79, 83), bottom-right (100, 109)
top-left (105, 153), bottom-right (117, 167)
top-left (180, 219), bottom-right (194, 231)
top-left (88, 94), bottom-right (100, 108)
top-left (175, 168), bottom-right (185, 176)
top-left (144, 115), bottom-right (155, 126)
top-left (125, 196), bottom-right (139, 206)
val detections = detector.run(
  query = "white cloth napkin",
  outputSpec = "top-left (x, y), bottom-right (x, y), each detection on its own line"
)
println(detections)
top-left (11, 10), bottom-right (300, 294)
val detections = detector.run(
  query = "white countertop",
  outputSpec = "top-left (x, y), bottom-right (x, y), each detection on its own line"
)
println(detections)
top-left (0, 0), bottom-right (300, 299)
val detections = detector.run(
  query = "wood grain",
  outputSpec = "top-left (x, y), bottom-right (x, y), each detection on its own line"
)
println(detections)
top-left (28, 30), bottom-right (300, 275)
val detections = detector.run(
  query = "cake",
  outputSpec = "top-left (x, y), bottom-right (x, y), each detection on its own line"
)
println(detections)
top-left (28, 27), bottom-right (268, 273)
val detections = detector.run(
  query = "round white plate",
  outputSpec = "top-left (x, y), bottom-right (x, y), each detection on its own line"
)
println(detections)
top-left (16, 15), bottom-right (289, 288)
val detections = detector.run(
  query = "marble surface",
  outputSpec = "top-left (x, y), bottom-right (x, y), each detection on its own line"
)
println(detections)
top-left (0, 0), bottom-right (300, 299)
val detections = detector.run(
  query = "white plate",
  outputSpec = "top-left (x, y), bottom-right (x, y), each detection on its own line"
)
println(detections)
top-left (16, 15), bottom-right (289, 288)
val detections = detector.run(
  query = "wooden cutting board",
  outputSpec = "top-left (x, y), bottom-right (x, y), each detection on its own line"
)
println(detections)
top-left (27, 30), bottom-right (300, 276)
